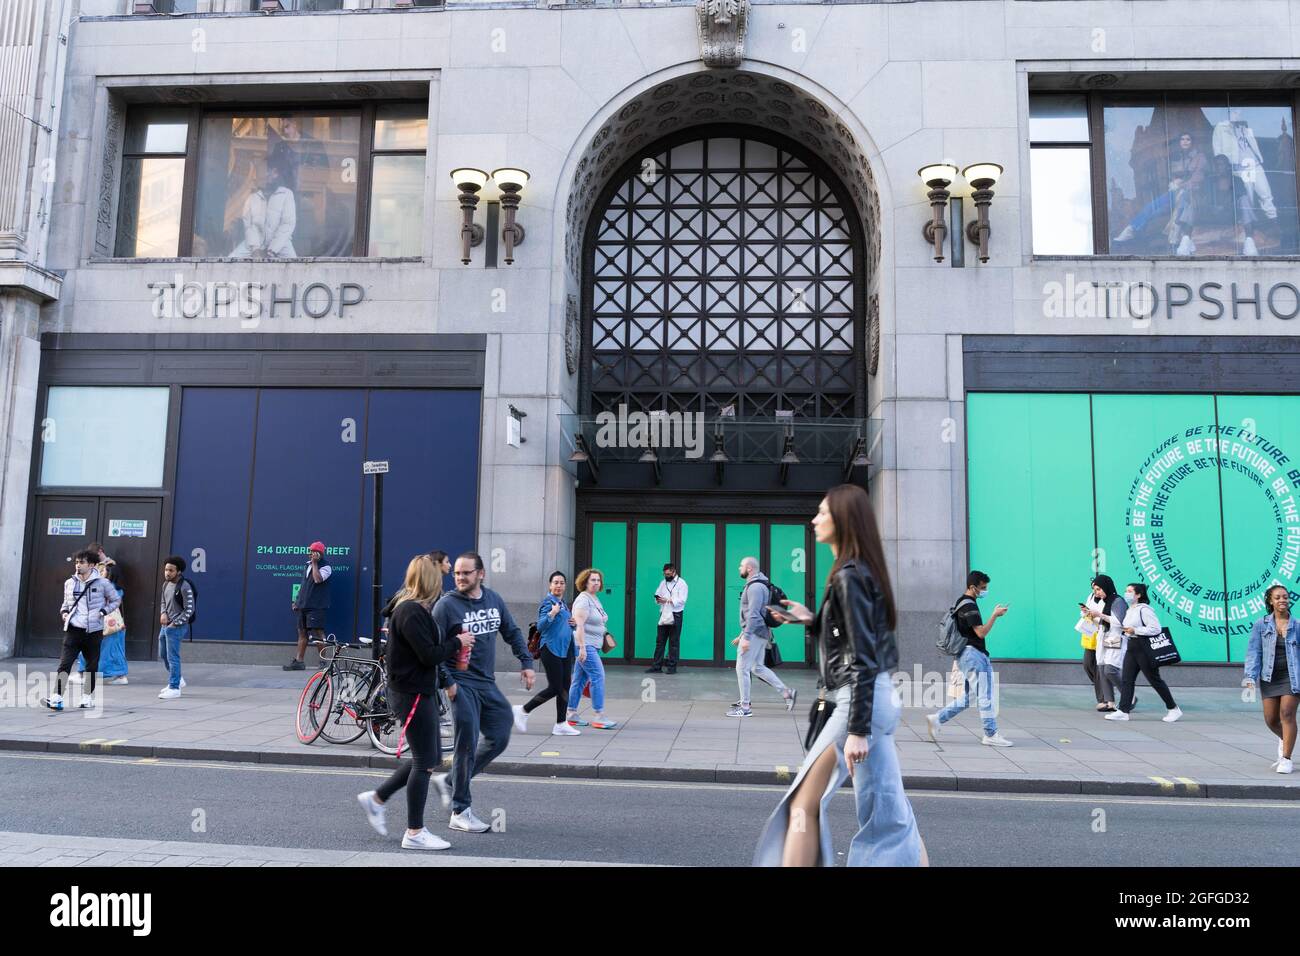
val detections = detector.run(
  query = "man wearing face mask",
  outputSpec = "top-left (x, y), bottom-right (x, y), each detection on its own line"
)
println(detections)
top-left (926, 570), bottom-right (1013, 747)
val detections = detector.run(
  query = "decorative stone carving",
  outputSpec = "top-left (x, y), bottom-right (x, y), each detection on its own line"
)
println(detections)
top-left (95, 97), bottom-right (125, 257)
top-left (867, 293), bottom-right (880, 377)
top-left (696, 0), bottom-right (749, 69)
top-left (565, 294), bottom-right (580, 376)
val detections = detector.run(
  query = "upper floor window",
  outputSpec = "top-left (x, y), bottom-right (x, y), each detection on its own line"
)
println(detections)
top-left (1030, 91), bottom-right (1300, 257)
top-left (113, 103), bottom-right (428, 259)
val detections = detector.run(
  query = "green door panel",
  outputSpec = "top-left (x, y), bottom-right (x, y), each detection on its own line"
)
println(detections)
top-left (634, 522), bottom-right (672, 658)
top-left (590, 521), bottom-right (627, 658)
top-left (767, 523), bottom-right (807, 664)
top-left (679, 523), bottom-right (717, 661)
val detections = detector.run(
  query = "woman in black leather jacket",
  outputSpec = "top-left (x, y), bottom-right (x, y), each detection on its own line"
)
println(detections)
top-left (754, 484), bottom-right (926, 867)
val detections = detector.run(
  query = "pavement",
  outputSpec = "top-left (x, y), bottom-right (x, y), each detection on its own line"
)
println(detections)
top-left (0, 655), bottom-right (1296, 800)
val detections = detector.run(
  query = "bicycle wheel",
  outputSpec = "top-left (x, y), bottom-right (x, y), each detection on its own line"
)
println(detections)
top-left (317, 664), bottom-right (370, 745)
top-left (295, 671), bottom-right (332, 745)
top-left (366, 681), bottom-right (404, 756)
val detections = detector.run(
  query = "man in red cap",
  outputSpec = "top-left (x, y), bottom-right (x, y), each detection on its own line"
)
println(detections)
top-left (284, 540), bottom-right (332, 671)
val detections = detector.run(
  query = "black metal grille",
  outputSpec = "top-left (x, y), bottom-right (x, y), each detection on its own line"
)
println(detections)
top-left (582, 129), bottom-right (864, 420)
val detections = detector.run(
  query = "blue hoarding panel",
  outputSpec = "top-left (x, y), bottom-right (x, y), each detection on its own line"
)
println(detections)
top-left (170, 388), bottom-right (256, 641)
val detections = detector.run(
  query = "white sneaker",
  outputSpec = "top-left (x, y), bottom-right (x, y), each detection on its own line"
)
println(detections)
top-left (1278, 757), bottom-right (1294, 774)
top-left (1242, 236), bottom-right (1259, 256)
top-left (511, 703), bottom-right (528, 733)
top-left (69, 672), bottom-right (84, 685)
top-left (1105, 710), bottom-right (1130, 721)
top-left (107, 676), bottom-right (128, 685)
top-left (41, 695), bottom-right (64, 712)
top-left (180, 678), bottom-right (186, 689)
top-left (401, 828), bottom-right (450, 850)
top-left (1162, 707), bottom-right (1183, 723)
top-left (1176, 235), bottom-right (1195, 256)
top-left (981, 732), bottom-right (1014, 748)
top-left (552, 721), bottom-right (581, 736)
top-left (1113, 225), bottom-right (1135, 243)
top-left (925, 713), bottom-right (941, 742)
top-left (158, 687), bottom-right (182, 700)
top-left (430, 773), bottom-right (451, 809)
top-left (356, 790), bottom-right (388, 836)
top-left (448, 808), bottom-right (490, 833)
top-left (78, 693), bottom-right (95, 709)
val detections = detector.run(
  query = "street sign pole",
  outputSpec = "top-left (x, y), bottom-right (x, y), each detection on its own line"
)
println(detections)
top-left (363, 460), bottom-right (390, 660)
top-left (372, 470), bottom-right (383, 660)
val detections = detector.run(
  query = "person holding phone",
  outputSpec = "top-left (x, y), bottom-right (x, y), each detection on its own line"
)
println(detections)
top-left (925, 571), bottom-right (1012, 747)
top-left (727, 557), bottom-right (796, 717)
top-left (1107, 581), bottom-right (1181, 723)
top-left (284, 540), bottom-right (331, 671)
top-left (753, 485), bottom-right (925, 867)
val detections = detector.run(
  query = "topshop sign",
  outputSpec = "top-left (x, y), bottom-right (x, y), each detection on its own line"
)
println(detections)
top-left (148, 276), bottom-right (365, 322)
top-left (1043, 274), bottom-right (1300, 322)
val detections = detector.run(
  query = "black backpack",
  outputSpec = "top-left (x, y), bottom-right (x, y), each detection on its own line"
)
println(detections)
top-left (745, 578), bottom-right (789, 628)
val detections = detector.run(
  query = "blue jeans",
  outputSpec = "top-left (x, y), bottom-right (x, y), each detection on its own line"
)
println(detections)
top-left (937, 646), bottom-right (997, 736)
top-left (567, 646), bottom-right (606, 712)
top-left (158, 624), bottom-right (187, 689)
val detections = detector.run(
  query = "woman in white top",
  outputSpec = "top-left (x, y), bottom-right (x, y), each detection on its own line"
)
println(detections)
top-left (1083, 575), bottom-right (1126, 713)
top-left (566, 567), bottom-right (619, 730)
top-left (1106, 581), bottom-right (1182, 722)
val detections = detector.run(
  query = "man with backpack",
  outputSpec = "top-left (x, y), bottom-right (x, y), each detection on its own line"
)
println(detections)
top-left (727, 557), bottom-right (797, 717)
top-left (927, 570), bottom-right (1013, 747)
top-left (158, 555), bottom-right (196, 700)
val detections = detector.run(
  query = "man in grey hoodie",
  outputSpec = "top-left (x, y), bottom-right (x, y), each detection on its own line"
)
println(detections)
top-left (432, 552), bottom-right (535, 834)
top-left (727, 557), bottom-right (796, 718)
top-left (43, 550), bottom-right (122, 711)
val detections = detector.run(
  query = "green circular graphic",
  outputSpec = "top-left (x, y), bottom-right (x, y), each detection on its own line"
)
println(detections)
top-left (1125, 424), bottom-right (1300, 636)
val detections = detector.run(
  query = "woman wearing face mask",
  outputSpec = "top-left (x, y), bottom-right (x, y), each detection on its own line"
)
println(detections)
top-left (1077, 585), bottom-right (1107, 711)
top-left (754, 484), bottom-right (926, 867)
top-left (1106, 581), bottom-right (1181, 723)
top-left (1243, 585), bottom-right (1299, 773)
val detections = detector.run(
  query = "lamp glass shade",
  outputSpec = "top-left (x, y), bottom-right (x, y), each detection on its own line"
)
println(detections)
top-left (492, 167), bottom-right (530, 191)
top-left (962, 163), bottom-right (1003, 186)
top-left (918, 163), bottom-right (959, 187)
top-left (451, 167), bottom-right (489, 190)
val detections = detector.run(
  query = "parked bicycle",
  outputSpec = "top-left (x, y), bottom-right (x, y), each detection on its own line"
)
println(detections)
top-left (294, 633), bottom-right (383, 745)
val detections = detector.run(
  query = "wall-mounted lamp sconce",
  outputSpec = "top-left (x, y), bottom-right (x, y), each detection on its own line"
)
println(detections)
top-left (451, 168), bottom-right (488, 264)
top-left (506, 403), bottom-right (527, 447)
top-left (961, 163), bottom-right (1002, 264)
top-left (491, 167), bottom-right (530, 265)
top-left (918, 163), bottom-right (959, 263)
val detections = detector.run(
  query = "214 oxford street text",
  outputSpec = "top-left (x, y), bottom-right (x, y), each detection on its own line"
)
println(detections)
top-left (1042, 275), bottom-right (1300, 322)
top-left (149, 277), bottom-right (365, 321)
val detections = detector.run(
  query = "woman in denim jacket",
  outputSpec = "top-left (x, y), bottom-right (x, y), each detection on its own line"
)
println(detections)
top-left (1244, 584), bottom-right (1300, 774)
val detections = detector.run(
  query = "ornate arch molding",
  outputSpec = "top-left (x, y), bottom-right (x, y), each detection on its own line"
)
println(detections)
top-left (561, 69), bottom-right (882, 296)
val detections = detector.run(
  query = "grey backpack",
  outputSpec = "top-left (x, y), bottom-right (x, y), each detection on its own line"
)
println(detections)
top-left (937, 596), bottom-right (974, 656)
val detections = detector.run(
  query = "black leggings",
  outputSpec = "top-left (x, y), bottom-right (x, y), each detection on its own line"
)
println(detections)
top-left (58, 626), bottom-right (102, 695)
top-left (523, 646), bottom-right (574, 724)
top-left (1119, 639), bottom-right (1178, 713)
top-left (375, 687), bottom-right (440, 831)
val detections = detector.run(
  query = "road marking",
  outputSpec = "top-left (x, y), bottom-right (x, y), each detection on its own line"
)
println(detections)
top-left (774, 765), bottom-right (791, 782)
top-left (1149, 775), bottom-right (1176, 791)
top-left (3, 752), bottom-right (1297, 810)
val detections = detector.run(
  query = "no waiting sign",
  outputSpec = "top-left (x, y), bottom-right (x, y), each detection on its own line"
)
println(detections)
top-left (363, 460), bottom-right (389, 475)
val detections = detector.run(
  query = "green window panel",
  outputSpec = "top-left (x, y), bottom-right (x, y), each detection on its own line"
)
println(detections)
top-left (968, 393), bottom-right (1096, 659)
top-left (679, 523), bottom-right (717, 661)
top-left (1093, 394), bottom-right (1226, 662)
top-left (590, 521), bottom-right (627, 658)
top-left (814, 540), bottom-right (835, 609)
top-left (723, 523), bottom-right (762, 661)
top-left (768, 523), bottom-right (808, 663)
top-left (1215, 396), bottom-right (1300, 663)
top-left (634, 522), bottom-right (672, 659)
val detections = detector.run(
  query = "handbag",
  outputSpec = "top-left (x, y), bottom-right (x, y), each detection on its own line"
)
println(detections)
top-left (803, 686), bottom-right (837, 751)
top-left (764, 640), bottom-right (783, 669)
top-left (1146, 625), bottom-right (1182, 666)
top-left (103, 607), bottom-right (126, 637)
top-left (526, 622), bottom-right (541, 660)
top-left (658, 602), bottom-right (675, 626)
top-left (601, 631), bottom-right (617, 654)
